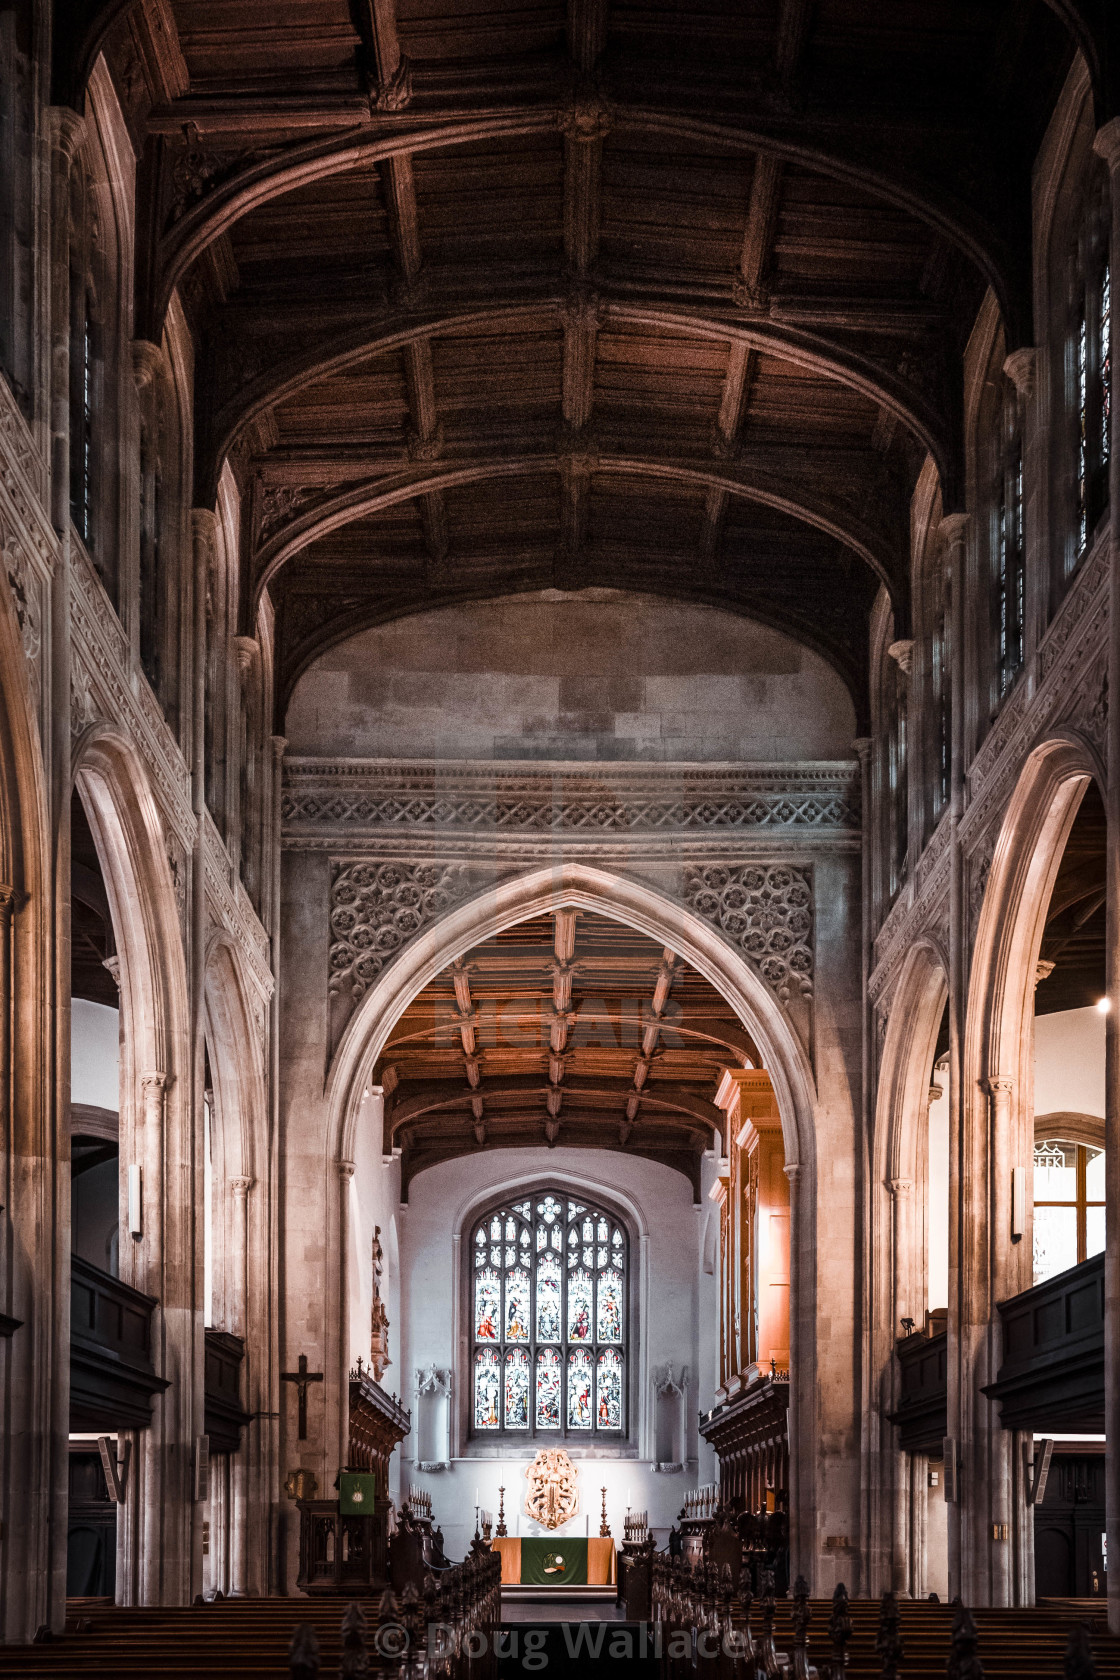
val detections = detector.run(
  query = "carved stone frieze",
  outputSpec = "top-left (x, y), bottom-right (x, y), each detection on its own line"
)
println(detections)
top-left (1037, 541), bottom-right (1109, 682)
top-left (329, 859), bottom-right (475, 1004)
top-left (284, 760), bottom-right (861, 849)
top-left (680, 862), bottom-right (813, 1004)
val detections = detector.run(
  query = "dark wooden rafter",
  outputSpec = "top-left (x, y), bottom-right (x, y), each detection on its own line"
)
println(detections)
top-left (545, 909), bottom-right (579, 1146)
top-left (251, 451), bottom-right (902, 607)
top-left (378, 910), bottom-right (747, 1191)
top-left (141, 104), bottom-right (1031, 353)
top-left (619, 949), bottom-right (678, 1145)
top-left (205, 298), bottom-right (951, 504)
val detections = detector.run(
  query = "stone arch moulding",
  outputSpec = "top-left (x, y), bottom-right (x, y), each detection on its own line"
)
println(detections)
top-left (956, 735), bottom-right (1103, 1609)
top-left (1033, 1112), bottom-right (1105, 1148)
top-left (202, 930), bottom-right (275, 1598)
top-left (864, 936), bottom-right (949, 1599)
top-left (70, 722), bottom-right (195, 1609)
top-left (967, 736), bottom-right (1103, 1091)
top-left (321, 861), bottom-right (821, 1582)
top-left (204, 931), bottom-right (268, 1186)
top-left (447, 1169), bottom-right (651, 1464)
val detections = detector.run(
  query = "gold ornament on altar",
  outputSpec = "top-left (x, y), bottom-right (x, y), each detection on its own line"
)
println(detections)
top-left (524, 1449), bottom-right (579, 1531)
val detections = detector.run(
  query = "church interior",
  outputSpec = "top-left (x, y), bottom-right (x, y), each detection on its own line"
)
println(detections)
top-left (2, 0), bottom-right (1120, 1673)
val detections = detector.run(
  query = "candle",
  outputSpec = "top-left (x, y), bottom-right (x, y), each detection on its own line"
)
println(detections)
top-left (475, 1486), bottom-right (480, 1506)
top-left (626, 1487), bottom-right (631, 1508)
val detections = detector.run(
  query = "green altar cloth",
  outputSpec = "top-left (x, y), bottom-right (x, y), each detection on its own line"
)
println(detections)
top-left (518, 1537), bottom-right (589, 1586)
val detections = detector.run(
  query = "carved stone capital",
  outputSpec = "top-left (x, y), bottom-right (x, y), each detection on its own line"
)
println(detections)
top-left (338, 1158), bottom-right (356, 1182)
top-left (1002, 348), bottom-right (1037, 400)
top-left (47, 107), bottom-right (87, 166)
top-left (938, 512), bottom-right (970, 550)
top-left (230, 1175), bottom-right (254, 1199)
top-left (784, 1162), bottom-right (801, 1184)
top-left (888, 1176), bottom-right (913, 1199)
top-left (851, 736), bottom-right (872, 767)
top-left (191, 507), bottom-right (219, 553)
top-left (1034, 958), bottom-right (1056, 988)
top-left (271, 735), bottom-right (289, 766)
top-left (986, 1076), bottom-right (1015, 1099)
top-left (233, 635), bottom-right (260, 681)
top-left (141, 1070), bottom-right (168, 1093)
top-left (928, 1083), bottom-right (943, 1108)
top-left (131, 339), bottom-right (165, 393)
top-left (0, 884), bottom-right (17, 926)
top-left (887, 638), bottom-right (914, 678)
top-left (102, 954), bottom-right (121, 989)
top-left (1093, 117), bottom-right (1120, 175)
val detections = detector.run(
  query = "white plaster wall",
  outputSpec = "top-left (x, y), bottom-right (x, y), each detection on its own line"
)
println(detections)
top-left (285, 590), bottom-right (857, 763)
top-left (70, 998), bottom-right (120, 1111)
top-left (928, 1061), bottom-right (949, 1314)
top-left (1034, 1006), bottom-right (1106, 1120)
top-left (395, 1145), bottom-right (713, 1560)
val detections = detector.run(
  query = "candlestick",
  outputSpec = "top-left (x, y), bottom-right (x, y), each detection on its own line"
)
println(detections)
top-left (496, 1485), bottom-right (508, 1537)
top-left (599, 1485), bottom-right (611, 1538)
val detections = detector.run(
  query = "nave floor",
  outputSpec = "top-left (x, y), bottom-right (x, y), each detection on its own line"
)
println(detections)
top-left (0, 1595), bottom-right (1113, 1677)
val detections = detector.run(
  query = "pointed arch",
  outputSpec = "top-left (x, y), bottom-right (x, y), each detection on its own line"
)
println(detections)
top-left (70, 724), bottom-right (194, 1609)
top-left (321, 860), bottom-right (820, 1581)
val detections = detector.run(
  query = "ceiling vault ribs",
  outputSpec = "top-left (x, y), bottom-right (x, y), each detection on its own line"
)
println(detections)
top-left (145, 109), bottom-right (1029, 351)
top-left (252, 451), bottom-right (901, 608)
top-left (450, 959), bottom-right (486, 1145)
top-left (355, 0), bottom-right (448, 577)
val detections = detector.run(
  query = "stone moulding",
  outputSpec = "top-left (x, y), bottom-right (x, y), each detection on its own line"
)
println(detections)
top-left (329, 859), bottom-right (475, 1003)
top-left (284, 758), bottom-right (861, 843)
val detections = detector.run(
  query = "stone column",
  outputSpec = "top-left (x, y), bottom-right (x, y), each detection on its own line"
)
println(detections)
top-left (783, 1159), bottom-right (804, 1582)
top-left (889, 1177), bottom-right (914, 1594)
top-left (39, 106), bottom-right (86, 1640)
top-left (1092, 115), bottom-right (1120, 1638)
top-left (228, 1175), bottom-right (253, 1596)
top-left (337, 1159), bottom-right (356, 1475)
top-left (128, 1069), bottom-right (167, 1608)
top-left (985, 1074), bottom-right (1017, 1607)
top-left (939, 510), bottom-right (969, 1605)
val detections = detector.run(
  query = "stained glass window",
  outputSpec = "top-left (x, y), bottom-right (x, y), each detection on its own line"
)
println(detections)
top-left (469, 1190), bottom-right (628, 1437)
top-left (1072, 183), bottom-right (1111, 571)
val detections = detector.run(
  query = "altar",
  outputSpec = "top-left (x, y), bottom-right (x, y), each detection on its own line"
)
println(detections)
top-left (492, 1536), bottom-right (616, 1586)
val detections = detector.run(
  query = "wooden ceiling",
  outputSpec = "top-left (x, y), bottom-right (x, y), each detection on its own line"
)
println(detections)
top-left (376, 908), bottom-right (756, 1195)
top-left (60, 0), bottom-right (1102, 722)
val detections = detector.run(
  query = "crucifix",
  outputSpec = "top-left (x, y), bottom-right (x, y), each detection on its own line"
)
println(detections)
top-left (281, 1353), bottom-right (323, 1439)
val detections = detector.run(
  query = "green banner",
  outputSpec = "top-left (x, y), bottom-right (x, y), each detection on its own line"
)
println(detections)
top-left (519, 1536), bottom-right (588, 1585)
top-left (338, 1472), bottom-right (379, 1515)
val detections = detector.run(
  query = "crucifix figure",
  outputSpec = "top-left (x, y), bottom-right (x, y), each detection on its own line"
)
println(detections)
top-left (281, 1353), bottom-right (323, 1439)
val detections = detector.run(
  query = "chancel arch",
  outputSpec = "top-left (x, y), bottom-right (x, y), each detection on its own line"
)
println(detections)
top-left (318, 861), bottom-right (823, 1579)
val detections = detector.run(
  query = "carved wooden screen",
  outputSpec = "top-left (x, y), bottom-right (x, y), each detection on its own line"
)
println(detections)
top-left (470, 1192), bottom-right (626, 1440)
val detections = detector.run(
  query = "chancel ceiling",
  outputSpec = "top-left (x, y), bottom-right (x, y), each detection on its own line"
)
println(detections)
top-left (57, 0), bottom-right (1099, 725)
top-left (374, 909), bottom-right (756, 1196)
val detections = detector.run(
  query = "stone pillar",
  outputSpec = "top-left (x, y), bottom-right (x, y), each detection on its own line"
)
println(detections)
top-left (939, 510), bottom-right (969, 1605)
top-left (1092, 115), bottom-right (1120, 1638)
top-left (888, 1177), bottom-right (914, 1594)
top-left (228, 1175), bottom-right (253, 1597)
top-left (337, 1159), bottom-right (356, 1475)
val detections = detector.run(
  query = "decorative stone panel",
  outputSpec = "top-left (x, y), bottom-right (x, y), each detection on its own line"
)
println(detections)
top-left (680, 863), bottom-right (813, 1004)
top-left (328, 860), bottom-right (474, 1004)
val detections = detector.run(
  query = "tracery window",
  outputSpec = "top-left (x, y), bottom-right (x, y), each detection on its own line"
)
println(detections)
top-left (70, 288), bottom-right (95, 549)
top-left (994, 387), bottom-right (1025, 701)
top-left (1071, 180), bottom-right (1111, 567)
top-left (1033, 1138), bottom-right (1104, 1285)
top-left (470, 1192), bottom-right (626, 1440)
